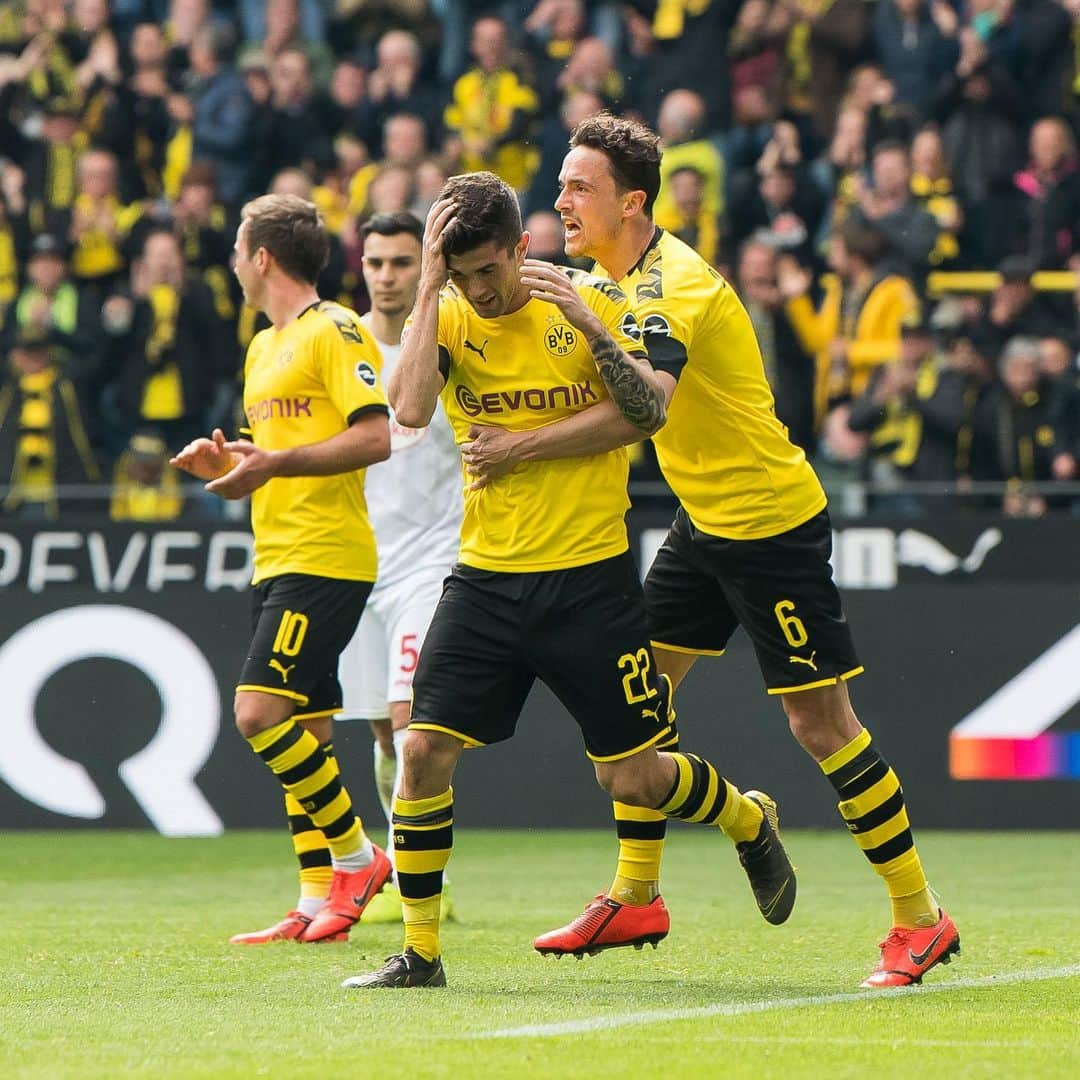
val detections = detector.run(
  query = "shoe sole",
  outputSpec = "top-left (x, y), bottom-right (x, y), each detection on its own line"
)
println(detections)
top-left (535, 930), bottom-right (669, 959)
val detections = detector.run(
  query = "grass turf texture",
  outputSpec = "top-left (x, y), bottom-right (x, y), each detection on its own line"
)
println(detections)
top-left (2, 830), bottom-right (1078, 1079)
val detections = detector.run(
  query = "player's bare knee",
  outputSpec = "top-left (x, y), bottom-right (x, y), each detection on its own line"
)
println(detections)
top-left (398, 727), bottom-right (462, 797)
top-left (781, 683), bottom-right (860, 760)
top-left (233, 691), bottom-right (293, 739)
top-left (594, 756), bottom-right (668, 807)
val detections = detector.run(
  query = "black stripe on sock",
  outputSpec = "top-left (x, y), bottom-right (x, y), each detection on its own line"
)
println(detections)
top-left (615, 819), bottom-right (667, 841)
top-left (323, 742), bottom-right (335, 759)
top-left (846, 788), bottom-right (906, 834)
top-left (298, 849), bottom-right (332, 869)
top-left (302, 776), bottom-right (343, 815)
top-left (392, 806), bottom-right (453, 828)
top-left (837, 758), bottom-right (890, 801)
top-left (279, 748), bottom-right (328, 787)
top-left (288, 813), bottom-right (314, 834)
top-left (257, 724), bottom-right (304, 764)
top-left (397, 871), bottom-right (443, 899)
top-left (699, 777), bottom-right (730, 826)
top-left (678, 755), bottom-right (710, 820)
top-left (866, 828), bottom-right (914, 865)
top-left (320, 807), bottom-right (355, 840)
top-left (825, 746), bottom-right (881, 791)
top-left (393, 824), bottom-right (453, 851)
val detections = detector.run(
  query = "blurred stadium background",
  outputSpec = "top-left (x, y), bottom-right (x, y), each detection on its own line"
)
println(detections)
top-left (0, 1), bottom-right (1078, 1074)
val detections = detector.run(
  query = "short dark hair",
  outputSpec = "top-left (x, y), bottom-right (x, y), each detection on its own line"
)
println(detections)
top-left (241, 193), bottom-right (329, 284)
top-left (839, 219), bottom-right (888, 265)
top-left (872, 138), bottom-right (909, 162)
top-left (569, 112), bottom-right (662, 214)
top-left (361, 211), bottom-right (424, 244)
top-left (439, 172), bottom-right (522, 258)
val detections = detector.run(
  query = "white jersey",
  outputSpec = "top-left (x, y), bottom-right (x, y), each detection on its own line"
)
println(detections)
top-left (362, 314), bottom-right (463, 589)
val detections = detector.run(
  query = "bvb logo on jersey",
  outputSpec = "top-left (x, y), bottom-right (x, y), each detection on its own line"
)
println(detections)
top-left (544, 322), bottom-right (578, 357)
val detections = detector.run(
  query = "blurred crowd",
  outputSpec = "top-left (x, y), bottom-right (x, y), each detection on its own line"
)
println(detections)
top-left (0, 0), bottom-right (1079, 520)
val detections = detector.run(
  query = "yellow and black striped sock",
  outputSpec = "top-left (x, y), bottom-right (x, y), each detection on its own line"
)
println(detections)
top-left (610, 803), bottom-right (665, 905)
top-left (821, 728), bottom-right (937, 929)
top-left (285, 739), bottom-right (336, 906)
top-left (247, 720), bottom-right (364, 861)
top-left (657, 752), bottom-right (763, 840)
top-left (393, 788), bottom-right (453, 962)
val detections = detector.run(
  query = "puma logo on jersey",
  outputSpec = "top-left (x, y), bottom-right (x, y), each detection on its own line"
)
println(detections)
top-left (788, 651), bottom-right (817, 671)
top-left (641, 705), bottom-right (664, 724)
top-left (464, 338), bottom-right (489, 362)
top-left (268, 659), bottom-right (296, 683)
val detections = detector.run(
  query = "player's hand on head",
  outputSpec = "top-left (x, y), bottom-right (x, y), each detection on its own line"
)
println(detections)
top-left (519, 260), bottom-right (602, 337)
top-left (421, 197), bottom-right (456, 291)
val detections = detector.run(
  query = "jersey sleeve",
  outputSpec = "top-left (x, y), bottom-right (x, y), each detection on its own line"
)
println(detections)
top-left (574, 274), bottom-right (647, 359)
top-left (316, 307), bottom-right (389, 425)
top-left (633, 291), bottom-right (691, 380)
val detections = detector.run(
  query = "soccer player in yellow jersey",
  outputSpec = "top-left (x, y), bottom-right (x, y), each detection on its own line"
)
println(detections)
top-left (465, 115), bottom-right (961, 989)
top-left (171, 194), bottom-right (394, 944)
top-left (341, 171), bottom-right (792, 990)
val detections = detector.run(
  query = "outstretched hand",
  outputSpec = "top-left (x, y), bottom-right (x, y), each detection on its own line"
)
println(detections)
top-left (170, 428), bottom-right (237, 481)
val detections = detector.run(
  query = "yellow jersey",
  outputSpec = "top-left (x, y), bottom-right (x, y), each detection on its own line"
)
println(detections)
top-left (604, 229), bottom-right (825, 540)
top-left (242, 301), bottom-right (388, 584)
top-left (436, 273), bottom-right (642, 572)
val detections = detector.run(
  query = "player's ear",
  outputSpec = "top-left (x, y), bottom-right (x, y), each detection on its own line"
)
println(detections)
top-left (515, 232), bottom-right (530, 263)
top-left (623, 189), bottom-right (646, 219)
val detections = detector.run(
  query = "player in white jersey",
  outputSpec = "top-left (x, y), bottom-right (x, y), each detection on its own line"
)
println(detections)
top-left (336, 212), bottom-right (464, 923)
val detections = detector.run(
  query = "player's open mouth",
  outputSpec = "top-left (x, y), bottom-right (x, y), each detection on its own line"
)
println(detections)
top-left (562, 221), bottom-right (580, 238)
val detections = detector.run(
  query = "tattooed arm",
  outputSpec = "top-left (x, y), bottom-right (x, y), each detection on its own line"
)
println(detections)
top-left (519, 259), bottom-right (669, 434)
top-left (586, 325), bottom-right (668, 434)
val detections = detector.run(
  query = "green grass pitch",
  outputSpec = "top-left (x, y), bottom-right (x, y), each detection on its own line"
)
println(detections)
top-left (2, 829), bottom-right (1078, 1078)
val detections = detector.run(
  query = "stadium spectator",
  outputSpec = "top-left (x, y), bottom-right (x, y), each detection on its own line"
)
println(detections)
top-left (810, 104), bottom-right (868, 242)
top-left (523, 210), bottom-right (565, 263)
top-left (621, 0), bottom-right (739, 131)
top-left (776, 0), bottom-right (870, 145)
top-left (444, 16), bottom-right (539, 194)
top-left (319, 57), bottom-right (369, 142)
top-left (188, 22), bottom-right (257, 208)
top-left (99, 226), bottom-right (230, 455)
top-left (847, 307), bottom-right (967, 512)
top-left (240, 0), bottom-right (332, 87)
top-left (264, 48), bottom-right (334, 184)
top-left (983, 254), bottom-right (1062, 356)
top-left (0, 165), bottom-right (30, 314)
top-left (68, 148), bottom-right (144, 295)
top-left (909, 126), bottom-right (963, 267)
top-left (1005, 115), bottom-right (1080, 269)
top-left (849, 139), bottom-right (940, 277)
top-left (737, 240), bottom-right (817, 451)
top-left (970, 335), bottom-right (1063, 515)
top-left (529, 88), bottom-right (602, 215)
top-left (109, 427), bottom-right (185, 521)
top-left (360, 29), bottom-right (444, 160)
top-left (554, 36), bottom-right (624, 113)
top-left (120, 23), bottom-right (179, 200)
top-left (653, 90), bottom-right (725, 247)
top-left (170, 163), bottom-right (235, 318)
top-left (348, 112), bottom-right (429, 217)
top-left (873, 0), bottom-right (959, 122)
top-left (2, 232), bottom-right (100, 388)
top-left (21, 96), bottom-right (83, 239)
top-left (523, 0), bottom-right (588, 111)
top-left (1039, 333), bottom-right (1080, 482)
top-left (782, 218), bottom-right (919, 419)
top-left (0, 323), bottom-right (101, 519)
top-left (662, 166), bottom-right (725, 269)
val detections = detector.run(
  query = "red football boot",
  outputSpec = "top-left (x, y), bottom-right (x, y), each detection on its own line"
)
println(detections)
top-left (533, 895), bottom-right (670, 958)
top-left (229, 910), bottom-right (325, 944)
top-left (860, 909), bottom-right (961, 987)
top-left (301, 846), bottom-right (393, 942)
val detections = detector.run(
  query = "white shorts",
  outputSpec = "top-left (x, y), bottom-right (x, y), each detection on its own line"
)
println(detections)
top-left (337, 572), bottom-right (447, 721)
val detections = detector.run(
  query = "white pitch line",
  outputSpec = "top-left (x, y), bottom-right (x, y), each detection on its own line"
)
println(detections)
top-left (473, 963), bottom-right (1080, 1041)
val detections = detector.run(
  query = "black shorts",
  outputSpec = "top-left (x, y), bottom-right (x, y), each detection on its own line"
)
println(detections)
top-left (410, 552), bottom-right (675, 761)
top-left (239, 573), bottom-right (373, 719)
top-left (645, 508), bottom-right (862, 695)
